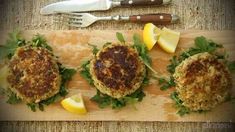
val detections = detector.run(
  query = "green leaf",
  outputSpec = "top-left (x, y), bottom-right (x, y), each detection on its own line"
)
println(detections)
top-left (128, 88), bottom-right (146, 101)
top-left (32, 34), bottom-right (53, 51)
top-left (102, 42), bottom-right (112, 48)
top-left (142, 76), bottom-right (150, 86)
top-left (0, 31), bottom-right (26, 60)
top-left (79, 60), bottom-right (94, 86)
top-left (60, 68), bottom-right (77, 82)
top-left (91, 90), bottom-right (111, 108)
top-left (159, 76), bottom-right (176, 90)
top-left (111, 98), bottom-right (126, 109)
top-left (38, 103), bottom-right (44, 111)
top-left (194, 36), bottom-right (208, 51)
top-left (58, 65), bottom-right (76, 97)
top-left (177, 107), bottom-right (190, 116)
top-left (170, 91), bottom-right (190, 116)
top-left (91, 89), bottom-right (145, 109)
top-left (170, 91), bottom-right (183, 106)
top-left (225, 95), bottom-right (235, 104)
top-left (6, 93), bottom-right (22, 104)
top-left (167, 56), bottom-right (179, 74)
top-left (132, 34), bottom-right (152, 66)
top-left (88, 43), bottom-right (99, 55)
top-left (27, 103), bottom-right (37, 112)
top-left (40, 94), bottom-right (61, 106)
top-left (228, 61), bottom-right (235, 73)
top-left (116, 32), bottom-right (125, 43)
top-left (158, 78), bottom-right (166, 85)
top-left (59, 84), bottom-right (68, 96)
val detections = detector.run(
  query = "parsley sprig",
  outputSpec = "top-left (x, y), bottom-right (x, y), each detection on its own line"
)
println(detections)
top-left (91, 88), bottom-right (145, 109)
top-left (0, 31), bottom-right (26, 60)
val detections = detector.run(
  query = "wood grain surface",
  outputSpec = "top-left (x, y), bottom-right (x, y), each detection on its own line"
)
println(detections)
top-left (0, 30), bottom-right (235, 122)
top-left (0, 0), bottom-right (235, 132)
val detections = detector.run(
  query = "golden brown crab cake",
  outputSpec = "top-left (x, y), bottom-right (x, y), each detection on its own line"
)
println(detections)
top-left (90, 44), bottom-right (146, 98)
top-left (173, 52), bottom-right (232, 111)
top-left (7, 46), bottom-right (61, 103)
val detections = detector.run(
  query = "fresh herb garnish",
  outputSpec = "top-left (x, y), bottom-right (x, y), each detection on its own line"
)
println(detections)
top-left (27, 103), bottom-right (37, 112)
top-left (170, 91), bottom-right (210, 116)
top-left (167, 56), bottom-right (178, 74)
top-left (79, 60), bottom-right (94, 86)
top-left (227, 61), bottom-right (235, 73)
top-left (91, 88), bottom-right (145, 109)
top-left (132, 34), bottom-right (152, 66)
top-left (170, 91), bottom-right (190, 116)
top-left (6, 92), bottom-right (22, 104)
top-left (88, 43), bottom-right (99, 55)
top-left (158, 76), bottom-right (175, 90)
top-left (225, 95), bottom-right (235, 104)
top-left (0, 31), bottom-right (26, 60)
top-left (31, 34), bottom-right (53, 51)
top-left (131, 33), bottom-right (170, 86)
top-left (59, 65), bottom-right (77, 83)
top-left (116, 32), bottom-right (125, 43)
top-left (102, 42), bottom-right (112, 48)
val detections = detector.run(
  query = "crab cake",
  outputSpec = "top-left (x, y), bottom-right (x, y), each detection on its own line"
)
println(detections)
top-left (173, 52), bottom-right (232, 111)
top-left (7, 46), bottom-right (61, 103)
top-left (90, 44), bottom-right (146, 98)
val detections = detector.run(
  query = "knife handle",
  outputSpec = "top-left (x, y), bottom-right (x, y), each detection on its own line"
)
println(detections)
top-left (120, 0), bottom-right (168, 6)
top-left (129, 14), bottom-right (178, 24)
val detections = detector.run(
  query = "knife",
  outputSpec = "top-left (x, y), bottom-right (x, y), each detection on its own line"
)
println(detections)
top-left (40, 0), bottom-right (172, 15)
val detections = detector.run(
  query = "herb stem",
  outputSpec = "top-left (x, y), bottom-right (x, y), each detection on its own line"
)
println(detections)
top-left (140, 57), bottom-right (170, 81)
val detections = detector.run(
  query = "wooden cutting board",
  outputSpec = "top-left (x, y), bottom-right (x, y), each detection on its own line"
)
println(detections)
top-left (0, 30), bottom-right (234, 122)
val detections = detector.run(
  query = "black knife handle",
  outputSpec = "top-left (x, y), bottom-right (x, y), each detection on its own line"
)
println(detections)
top-left (120, 0), bottom-right (164, 6)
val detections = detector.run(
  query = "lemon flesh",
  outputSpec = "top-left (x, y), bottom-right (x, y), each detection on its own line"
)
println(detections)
top-left (61, 93), bottom-right (87, 114)
top-left (143, 23), bottom-right (162, 50)
top-left (158, 27), bottom-right (180, 53)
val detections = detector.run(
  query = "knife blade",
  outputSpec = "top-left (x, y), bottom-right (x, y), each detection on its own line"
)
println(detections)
top-left (40, 0), bottom-right (172, 15)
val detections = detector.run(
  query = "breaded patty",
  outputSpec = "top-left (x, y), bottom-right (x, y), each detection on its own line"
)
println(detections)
top-left (7, 46), bottom-right (61, 103)
top-left (90, 44), bottom-right (146, 98)
top-left (173, 52), bottom-right (232, 111)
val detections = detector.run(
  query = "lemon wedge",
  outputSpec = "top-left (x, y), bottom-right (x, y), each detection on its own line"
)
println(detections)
top-left (143, 23), bottom-right (162, 50)
top-left (158, 27), bottom-right (180, 53)
top-left (61, 93), bottom-right (87, 114)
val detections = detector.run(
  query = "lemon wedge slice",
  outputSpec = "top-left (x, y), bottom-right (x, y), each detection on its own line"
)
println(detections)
top-left (158, 27), bottom-right (180, 53)
top-left (143, 23), bottom-right (162, 50)
top-left (61, 93), bottom-right (87, 114)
